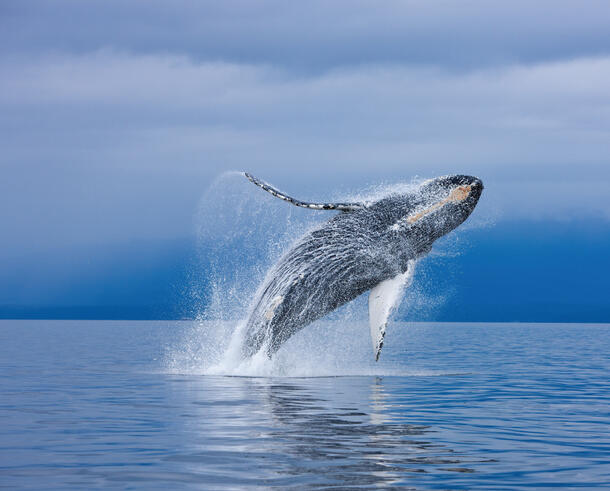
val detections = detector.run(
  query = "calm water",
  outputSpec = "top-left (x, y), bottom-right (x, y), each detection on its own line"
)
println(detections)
top-left (0, 320), bottom-right (609, 489)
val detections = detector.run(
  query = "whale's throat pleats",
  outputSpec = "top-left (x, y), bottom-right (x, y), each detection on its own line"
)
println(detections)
top-left (368, 260), bottom-right (416, 361)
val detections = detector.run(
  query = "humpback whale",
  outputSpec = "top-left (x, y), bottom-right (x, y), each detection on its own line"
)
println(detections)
top-left (240, 173), bottom-right (483, 360)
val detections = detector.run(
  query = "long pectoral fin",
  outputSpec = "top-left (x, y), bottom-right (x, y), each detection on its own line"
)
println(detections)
top-left (369, 261), bottom-right (416, 361)
top-left (244, 173), bottom-right (365, 211)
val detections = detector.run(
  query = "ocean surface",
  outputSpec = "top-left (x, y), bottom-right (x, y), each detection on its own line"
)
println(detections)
top-left (1, 320), bottom-right (609, 489)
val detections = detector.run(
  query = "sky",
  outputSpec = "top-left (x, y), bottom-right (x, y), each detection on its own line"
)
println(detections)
top-left (1, 1), bottom-right (609, 319)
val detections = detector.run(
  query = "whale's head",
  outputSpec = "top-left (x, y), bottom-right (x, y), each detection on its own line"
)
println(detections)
top-left (388, 175), bottom-right (483, 250)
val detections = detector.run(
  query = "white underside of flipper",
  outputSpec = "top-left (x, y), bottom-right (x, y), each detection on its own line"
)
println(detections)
top-left (368, 260), bottom-right (416, 361)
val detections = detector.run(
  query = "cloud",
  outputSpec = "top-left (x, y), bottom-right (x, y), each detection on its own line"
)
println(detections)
top-left (2, 1), bottom-right (610, 71)
top-left (3, 51), bottom-right (610, 157)
top-left (2, 52), bottom-right (610, 161)
top-left (1, 5), bottom-right (610, 253)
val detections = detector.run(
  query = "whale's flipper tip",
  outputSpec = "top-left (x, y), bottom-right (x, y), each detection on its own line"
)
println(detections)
top-left (369, 261), bottom-right (417, 363)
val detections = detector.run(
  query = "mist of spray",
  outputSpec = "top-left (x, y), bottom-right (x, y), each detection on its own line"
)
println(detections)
top-left (166, 172), bottom-right (328, 375)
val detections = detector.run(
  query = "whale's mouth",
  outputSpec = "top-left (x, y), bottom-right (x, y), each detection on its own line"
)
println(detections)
top-left (405, 184), bottom-right (472, 224)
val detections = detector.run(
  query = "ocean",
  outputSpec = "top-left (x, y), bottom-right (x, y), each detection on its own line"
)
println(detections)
top-left (1, 320), bottom-right (608, 489)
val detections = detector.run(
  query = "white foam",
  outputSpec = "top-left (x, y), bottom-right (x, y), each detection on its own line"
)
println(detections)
top-left (164, 318), bottom-right (457, 378)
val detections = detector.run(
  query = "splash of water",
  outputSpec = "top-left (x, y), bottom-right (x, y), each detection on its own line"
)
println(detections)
top-left (165, 173), bottom-right (477, 377)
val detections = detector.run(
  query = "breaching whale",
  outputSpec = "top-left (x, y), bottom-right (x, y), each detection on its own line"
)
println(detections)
top-left (240, 173), bottom-right (483, 360)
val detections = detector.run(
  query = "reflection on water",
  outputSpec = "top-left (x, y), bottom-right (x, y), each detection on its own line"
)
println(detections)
top-left (166, 375), bottom-right (495, 489)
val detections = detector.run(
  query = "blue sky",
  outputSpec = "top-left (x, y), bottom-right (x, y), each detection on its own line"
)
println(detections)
top-left (1, 1), bottom-right (609, 319)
